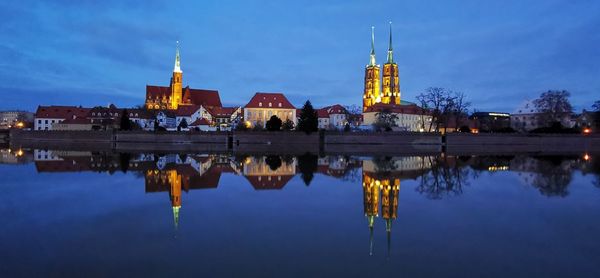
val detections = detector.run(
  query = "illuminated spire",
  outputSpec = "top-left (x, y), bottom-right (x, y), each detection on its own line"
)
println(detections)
top-left (173, 41), bottom-right (182, 73)
top-left (173, 205), bottom-right (180, 230)
top-left (386, 21), bottom-right (394, 64)
top-left (368, 26), bottom-right (376, 67)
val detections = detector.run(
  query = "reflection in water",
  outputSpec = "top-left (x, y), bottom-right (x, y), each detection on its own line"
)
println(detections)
top-left (7, 149), bottom-right (600, 246)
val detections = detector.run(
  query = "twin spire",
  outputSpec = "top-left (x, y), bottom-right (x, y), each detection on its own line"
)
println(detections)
top-left (173, 40), bottom-right (182, 73)
top-left (368, 22), bottom-right (395, 66)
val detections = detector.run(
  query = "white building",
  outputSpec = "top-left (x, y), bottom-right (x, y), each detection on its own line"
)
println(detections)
top-left (34, 106), bottom-right (90, 131)
top-left (317, 104), bottom-right (348, 130)
top-left (362, 102), bottom-right (433, 132)
top-left (243, 93), bottom-right (296, 128)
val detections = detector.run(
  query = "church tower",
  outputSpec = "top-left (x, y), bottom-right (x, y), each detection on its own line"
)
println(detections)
top-left (363, 27), bottom-right (381, 112)
top-left (170, 41), bottom-right (183, 110)
top-left (382, 22), bottom-right (400, 105)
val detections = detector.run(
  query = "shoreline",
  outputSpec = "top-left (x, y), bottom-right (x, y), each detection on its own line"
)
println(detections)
top-left (7, 129), bottom-right (600, 156)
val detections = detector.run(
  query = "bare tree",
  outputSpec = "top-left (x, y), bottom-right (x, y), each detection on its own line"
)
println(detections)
top-left (593, 100), bottom-right (600, 112)
top-left (451, 91), bottom-right (471, 131)
top-left (533, 90), bottom-right (573, 127)
top-left (417, 87), bottom-right (446, 132)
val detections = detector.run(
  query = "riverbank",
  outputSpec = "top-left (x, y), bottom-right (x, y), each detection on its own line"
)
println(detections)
top-left (7, 129), bottom-right (600, 155)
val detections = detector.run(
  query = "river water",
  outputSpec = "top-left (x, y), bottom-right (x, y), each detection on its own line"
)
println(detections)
top-left (1, 149), bottom-right (599, 277)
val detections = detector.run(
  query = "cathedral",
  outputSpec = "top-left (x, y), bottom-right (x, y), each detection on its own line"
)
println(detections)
top-left (145, 42), bottom-right (222, 110)
top-left (363, 23), bottom-right (401, 112)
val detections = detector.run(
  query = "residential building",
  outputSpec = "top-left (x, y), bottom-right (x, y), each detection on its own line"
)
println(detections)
top-left (34, 106), bottom-right (90, 130)
top-left (362, 102), bottom-right (432, 132)
top-left (0, 111), bottom-right (33, 129)
top-left (469, 112), bottom-right (511, 132)
top-left (243, 93), bottom-right (296, 128)
top-left (208, 106), bottom-right (242, 130)
top-left (156, 111), bottom-right (177, 130)
top-left (318, 104), bottom-right (348, 130)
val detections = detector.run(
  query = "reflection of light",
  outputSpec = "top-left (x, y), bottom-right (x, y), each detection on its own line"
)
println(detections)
top-left (583, 154), bottom-right (591, 161)
top-left (583, 128), bottom-right (592, 134)
top-left (488, 166), bottom-right (509, 171)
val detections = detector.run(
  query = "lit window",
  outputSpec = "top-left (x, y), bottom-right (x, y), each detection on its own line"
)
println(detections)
top-left (259, 102), bottom-right (262, 107)
top-left (269, 102), bottom-right (272, 107)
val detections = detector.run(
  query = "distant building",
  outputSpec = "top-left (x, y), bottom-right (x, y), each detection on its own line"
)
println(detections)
top-left (207, 106), bottom-right (242, 130)
top-left (317, 104), bottom-right (349, 130)
top-left (0, 111), bottom-right (33, 129)
top-left (88, 105), bottom-right (122, 130)
top-left (469, 112), bottom-right (511, 132)
top-left (510, 100), bottom-right (575, 132)
top-left (34, 106), bottom-right (90, 130)
top-left (53, 118), bottom-right (93, 131)
top-left (156, 111), bottom-right (177, 130)
top-left (127, 109), bottom-right (155, 131)
top-left (243, 93), bottom-right (296, 128)
top-left (363, 102), bottom-right (432, 132)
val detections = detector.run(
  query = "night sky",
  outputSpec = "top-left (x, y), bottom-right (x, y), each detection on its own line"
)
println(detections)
top-left (1, 0), bottom-right (599, 112)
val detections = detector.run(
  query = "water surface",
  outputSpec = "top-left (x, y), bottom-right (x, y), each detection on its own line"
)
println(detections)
top-left (1, 149), bottom-right (599, 277)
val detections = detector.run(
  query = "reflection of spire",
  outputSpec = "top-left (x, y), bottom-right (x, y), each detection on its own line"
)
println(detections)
top-left (369, 216), bottom-right (375, 256)
top-left (173, 205), bottom-right (180, 230)
top-left (386, 219), bottom-right (392, 259)
top-left (368, 26), bottom-right (376, 66)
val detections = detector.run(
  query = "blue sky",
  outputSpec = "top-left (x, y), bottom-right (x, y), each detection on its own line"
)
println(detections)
top-left (1, 0), bottom-right (598, 112)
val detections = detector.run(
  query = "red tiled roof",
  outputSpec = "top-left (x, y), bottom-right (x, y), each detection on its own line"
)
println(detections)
top-left (183, 87), bottom-right (222, 107)
top-left (146, 85), bottom-right (222, 108)
top-left (146, 85), bottom-right (171, 99)
top-left (175, 105), bottom-right (202, 116)
top-left (244, 175), bottom-right (294, 190)
top-left (127, 109), bottom-right (154, 119)
top-left (245, 93), bottom-right (295, 109)
top-left (364, 103), bottom-right (428, 115)
top-left (35, 106), bottom-right (90, 119)
top-left (325, 104), bottom-right (347, 114)
top-left (207, 106), bottom-right (238, 118)
top-left (317, 109), bottom-right (329, 118)
top-left (189, 118), bottom-right (211, 126)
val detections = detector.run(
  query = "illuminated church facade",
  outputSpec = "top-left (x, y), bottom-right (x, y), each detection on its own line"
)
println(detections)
top-left (145, 42), bottom-right (222, 111)
top-left (363, 23), bottom-right (400, 112)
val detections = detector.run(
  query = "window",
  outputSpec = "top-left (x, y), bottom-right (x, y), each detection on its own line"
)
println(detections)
top-left (269, 102), bottom-right (272, 107)
top-left (259, 102), bottom-right (262, 107)
top-left (38, 120), bottom-right (41, 124)
top-left (278, 103), bottom-right (282, 107)
top-left (45, 120), bottom-right (48, 124)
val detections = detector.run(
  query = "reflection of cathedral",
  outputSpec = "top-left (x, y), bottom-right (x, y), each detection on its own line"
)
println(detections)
top-left (362, 171), bottom-right (400, 256)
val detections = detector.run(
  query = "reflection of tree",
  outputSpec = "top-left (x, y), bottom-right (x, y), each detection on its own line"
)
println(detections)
top-left (265, 156), bottom-right (282, 171)
top-left (297, 153), bottom-right (318, 186)
top-left (119, 153), bottom-right (131, 173)
top-left (372, 156), bottom-right (398, 175)
top-left (416, 156), bottom-right (470, 199)
top-left (530, 156), bottom-right (574, 197)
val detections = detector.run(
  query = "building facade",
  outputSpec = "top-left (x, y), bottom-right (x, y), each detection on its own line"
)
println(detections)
top-left (363, 102), bottom-right (433, 132)
top-left (34, 106), bottom-right (90, 130)
top-left (243, 93), bottom-right (297, 128)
